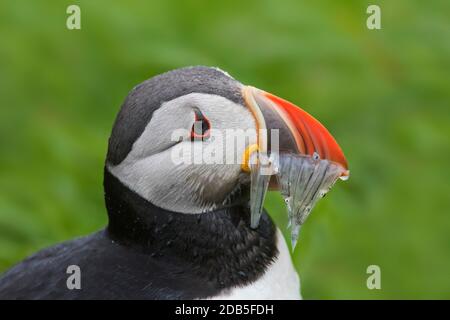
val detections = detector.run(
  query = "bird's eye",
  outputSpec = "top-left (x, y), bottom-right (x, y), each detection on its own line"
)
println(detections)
top-left (191, 108), bottom-right (211, 141)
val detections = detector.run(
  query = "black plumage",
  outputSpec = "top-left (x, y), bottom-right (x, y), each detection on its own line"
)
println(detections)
top-left (0, 66), bottom-right (279, 299)
top-left (0, 170), bottom-right (277, 299)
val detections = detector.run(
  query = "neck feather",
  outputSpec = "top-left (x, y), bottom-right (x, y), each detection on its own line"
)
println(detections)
top-left (103, 167), bottom-right (278, 288)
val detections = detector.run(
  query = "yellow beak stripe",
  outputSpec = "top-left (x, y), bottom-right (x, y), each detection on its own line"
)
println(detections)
top-left (241, 144), bottom-right (259, 172)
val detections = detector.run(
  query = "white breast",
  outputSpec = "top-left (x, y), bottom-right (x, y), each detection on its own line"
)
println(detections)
top-left (208, 229), bottom-right (301, 300)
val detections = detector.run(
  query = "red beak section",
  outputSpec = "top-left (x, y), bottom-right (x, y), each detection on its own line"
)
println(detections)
top-left (243, 86), bottom-right (349, 175)
top-left (264, 92), bottom-right (348, 170)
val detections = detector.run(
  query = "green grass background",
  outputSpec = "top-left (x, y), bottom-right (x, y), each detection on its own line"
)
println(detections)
top-left (0, 0), bottom-right (449, 299)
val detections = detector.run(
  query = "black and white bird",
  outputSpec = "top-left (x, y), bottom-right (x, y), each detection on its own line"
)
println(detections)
top-left (0, 66), bottom-right (347, 299)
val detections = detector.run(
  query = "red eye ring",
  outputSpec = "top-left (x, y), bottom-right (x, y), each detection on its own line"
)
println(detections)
top-left (190, 108), bottom-right (211, 141)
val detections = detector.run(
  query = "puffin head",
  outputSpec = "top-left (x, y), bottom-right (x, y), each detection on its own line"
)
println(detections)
top-left (104, 66), bottom-right (348, 238)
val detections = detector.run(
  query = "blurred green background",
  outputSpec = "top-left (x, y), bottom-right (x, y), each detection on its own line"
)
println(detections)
top-left (0, 0), bottom-right (449, 299)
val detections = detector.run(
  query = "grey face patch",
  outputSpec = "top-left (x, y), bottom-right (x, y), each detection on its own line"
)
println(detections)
top-left (108, 93), bottom-right (257, 214)
top-left (107, 66), bottom-right (244, 165)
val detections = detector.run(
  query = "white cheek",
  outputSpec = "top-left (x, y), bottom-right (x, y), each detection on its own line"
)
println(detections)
top-left (108, 93), bottom-right (258, 213)
top-left (109, 147), bottom-right (242, 213)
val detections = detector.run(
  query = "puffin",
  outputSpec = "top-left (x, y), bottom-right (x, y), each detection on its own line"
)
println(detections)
top-left (0, 66), bottom-right (348, 299)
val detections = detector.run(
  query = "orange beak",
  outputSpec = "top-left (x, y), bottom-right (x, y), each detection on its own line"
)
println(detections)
top-left (243, 86), bottom-right (349, 176)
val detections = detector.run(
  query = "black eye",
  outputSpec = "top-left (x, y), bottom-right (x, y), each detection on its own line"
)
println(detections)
top-left (191, 109), bottom-right (211, 141)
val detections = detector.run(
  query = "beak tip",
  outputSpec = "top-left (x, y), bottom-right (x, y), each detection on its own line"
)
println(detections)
top-left (340, 169), bottom-right (350, 181)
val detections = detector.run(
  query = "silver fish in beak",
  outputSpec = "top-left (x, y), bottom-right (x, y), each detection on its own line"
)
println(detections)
top-left (242, 86), bottom-right (349, 250)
